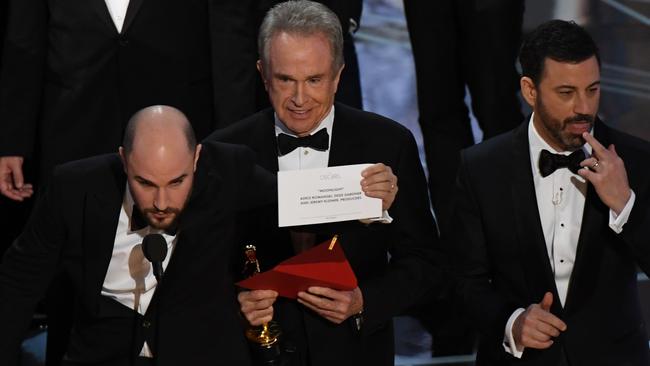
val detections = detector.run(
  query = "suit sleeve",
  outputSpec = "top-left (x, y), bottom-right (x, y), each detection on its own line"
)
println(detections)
top-left (0, 0), bottom-right (47, 157)
top-left (359, 131), bottom-right (448, 334)
top-left (619, 171), bottom-right (650, 276)
top-left (0, 174), bottom-right (66, 363)
top-left (450, 150), bottom-right (515, 342)
top-left (208, 1), bottom-right (264, 128)
top-left (235, 146), bottom-right (277, 211)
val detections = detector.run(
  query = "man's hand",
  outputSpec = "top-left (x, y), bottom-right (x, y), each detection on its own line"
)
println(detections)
top-left (297, 286), bottom-right (363, 324)
top-left (238, 289), bottom-right (278, 326)
top-left (513, 292), bottom-right (567, 350)
top-left (361, 163), bottom-right (397, 211)
top-left (0, 156), bottom-right (33, 201)
top-left (578, 133), bottom-right (631, 215)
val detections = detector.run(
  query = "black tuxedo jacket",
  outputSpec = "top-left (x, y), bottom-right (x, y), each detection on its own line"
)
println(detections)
top-left (0, 141), bottom-right (275, 365)
top-left (451, 120), bottom-right (650, 365)
top-left (206, 103), bottom-right (446, 366)
top-left (0, 0), bottom-right (264, 178)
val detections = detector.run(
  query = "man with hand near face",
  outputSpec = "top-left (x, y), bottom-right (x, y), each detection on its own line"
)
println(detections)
top-left (0, 105), bottom-right (274, 366)
top-left (451, 20), bottom-right (650, 365)
top-left (206, 2), bottom-right (445, 365)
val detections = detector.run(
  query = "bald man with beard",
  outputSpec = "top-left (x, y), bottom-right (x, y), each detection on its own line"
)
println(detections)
top-left (0, 105), bottom-right (276, 366)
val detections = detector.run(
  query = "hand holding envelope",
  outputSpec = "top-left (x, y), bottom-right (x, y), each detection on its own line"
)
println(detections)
top-left (277, 163), bottom-right (397, 227)
top-left (237, 237), bottom-right (363, 325)
top-left (297, 286), bottom-right (363, 325)
top-left (360, 163), bottom-right (398, 211)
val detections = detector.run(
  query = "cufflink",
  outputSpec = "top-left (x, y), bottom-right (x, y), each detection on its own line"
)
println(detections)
top-left (352, 310), bottom-right (364, 331)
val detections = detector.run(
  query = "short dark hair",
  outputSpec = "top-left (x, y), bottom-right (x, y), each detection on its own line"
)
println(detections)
top-left (121, 106), bottom-right (197, 156)
top-left (519, 20), bottom-right (600, 85)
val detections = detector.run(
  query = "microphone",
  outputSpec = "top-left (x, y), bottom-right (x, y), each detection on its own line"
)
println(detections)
top-left (142, 233), bottom-right (168, 283)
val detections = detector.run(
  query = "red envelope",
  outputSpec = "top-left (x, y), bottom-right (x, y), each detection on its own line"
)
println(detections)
top-left (236, 236), bottom-right (358, 299)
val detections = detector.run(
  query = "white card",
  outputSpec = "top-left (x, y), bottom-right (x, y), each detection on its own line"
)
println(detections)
top-left (277, 164), bottom-right (382, 227)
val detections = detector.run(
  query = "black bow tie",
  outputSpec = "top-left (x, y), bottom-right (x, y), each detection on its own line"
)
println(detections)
top-left (277, 128), bottom-right (329, 156)
top-left (538, 149), bottom-right (586, 177)
top-left (130, 205), bottom-right (177, 236)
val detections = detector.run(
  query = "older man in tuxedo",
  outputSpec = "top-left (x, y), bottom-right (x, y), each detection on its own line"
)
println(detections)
top-left (451, 20), bottom-right (650, 365)
top-left (207, 2), bottom-right (445, 365)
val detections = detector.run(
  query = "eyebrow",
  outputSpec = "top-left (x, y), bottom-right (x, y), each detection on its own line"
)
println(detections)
top-left (134, 174), bottom-right (188, 186)
top-left (273, 72), bottom-right (293, 80)
top-left (168, 174), bottom-right (188, 184)
top-left (273, 72), bottom-right (326, 80)
top-left (306, 73), bottom-right (325, 79)
top-left (555, 81), bottom-right (601, 90)
top-left (134, 176), bottom-right (154, 185)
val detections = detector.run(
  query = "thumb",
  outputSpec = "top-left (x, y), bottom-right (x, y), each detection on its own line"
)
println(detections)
top-left (539, 292), bottom-right (553, 311)
top-left (9, 160), bottom-right (25, 189)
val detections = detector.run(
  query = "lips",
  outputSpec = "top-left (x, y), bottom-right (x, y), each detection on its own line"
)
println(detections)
top-left (288, 108), bottom-right (311, 119)
top-left (151, 212), bottom-right (170, 221)
top-left (566, 121), bottom-right (592, 135)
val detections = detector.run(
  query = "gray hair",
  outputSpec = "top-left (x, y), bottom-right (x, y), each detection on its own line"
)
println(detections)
top-left (258, 0), bottom-right (344, 75)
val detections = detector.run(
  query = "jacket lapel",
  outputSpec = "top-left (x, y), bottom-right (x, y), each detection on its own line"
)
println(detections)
top-left (510, 123), bottom-right (563, 314)
top-left (252, 109), bottom-right (280, 172)
top-left (328, 104), bottom-right (362, 167)
top-left (91, 0), bottom-right (118, 33)
top-left (83, 155), bottom-right (126, 307)
top-left (122, 0), bottom-right (145, 34)
top-left (163, 156), bottom-right (222, 277)
top-left (563, 120), bottom-right (610, 314)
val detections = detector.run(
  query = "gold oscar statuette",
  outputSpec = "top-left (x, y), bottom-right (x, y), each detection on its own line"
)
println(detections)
top-left (242, 244), bottom-right (282, 365)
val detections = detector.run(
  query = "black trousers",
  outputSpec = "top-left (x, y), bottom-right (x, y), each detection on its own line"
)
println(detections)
top-left (404, 0), bottom-right (525, 234)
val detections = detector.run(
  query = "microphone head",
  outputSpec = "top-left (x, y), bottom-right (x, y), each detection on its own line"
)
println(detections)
top-left (142, 233), bottom-right (168, 263)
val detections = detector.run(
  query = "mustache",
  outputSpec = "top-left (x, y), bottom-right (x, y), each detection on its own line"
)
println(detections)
top-left (143, 207), bottom-right (181, 215)
top-left (564, 114), bottom-right (594, 124)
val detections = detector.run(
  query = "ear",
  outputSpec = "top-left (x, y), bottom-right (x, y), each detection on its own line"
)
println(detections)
top-left (193, 144), bottom-right (202, 172)
top-left (520, 76), bottom-right (537, 108)
top-left (257, 60), bottom-right (268, 91)
top-left (118, 147), bottom-right (127, 173)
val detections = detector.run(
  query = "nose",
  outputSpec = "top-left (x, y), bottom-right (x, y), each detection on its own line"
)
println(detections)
top-left (291, 81), bottom-right (306, 106)
top-left (574, 91), bottom-right (591, 116)
top-left (153, 188), bottom-right (168, 211)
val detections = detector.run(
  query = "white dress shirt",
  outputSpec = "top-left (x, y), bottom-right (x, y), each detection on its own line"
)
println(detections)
top-left (503, 115), bottom-right (636, 357)
top-left (105, 0), bottom-right (130, 33)
top-left (101, 185), bottom-right (177, 357)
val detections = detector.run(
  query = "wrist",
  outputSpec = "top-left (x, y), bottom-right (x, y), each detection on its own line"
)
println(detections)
top-left (612, 189), bottom-right (632, 215)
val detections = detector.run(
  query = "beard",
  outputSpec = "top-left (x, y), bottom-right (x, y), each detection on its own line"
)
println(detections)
top-left (142, 206), bottom-right (182, 230)
top-left (536, 95), bottom-right (595, 151)
top-left (131, 191), bottom-right (191, 231)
